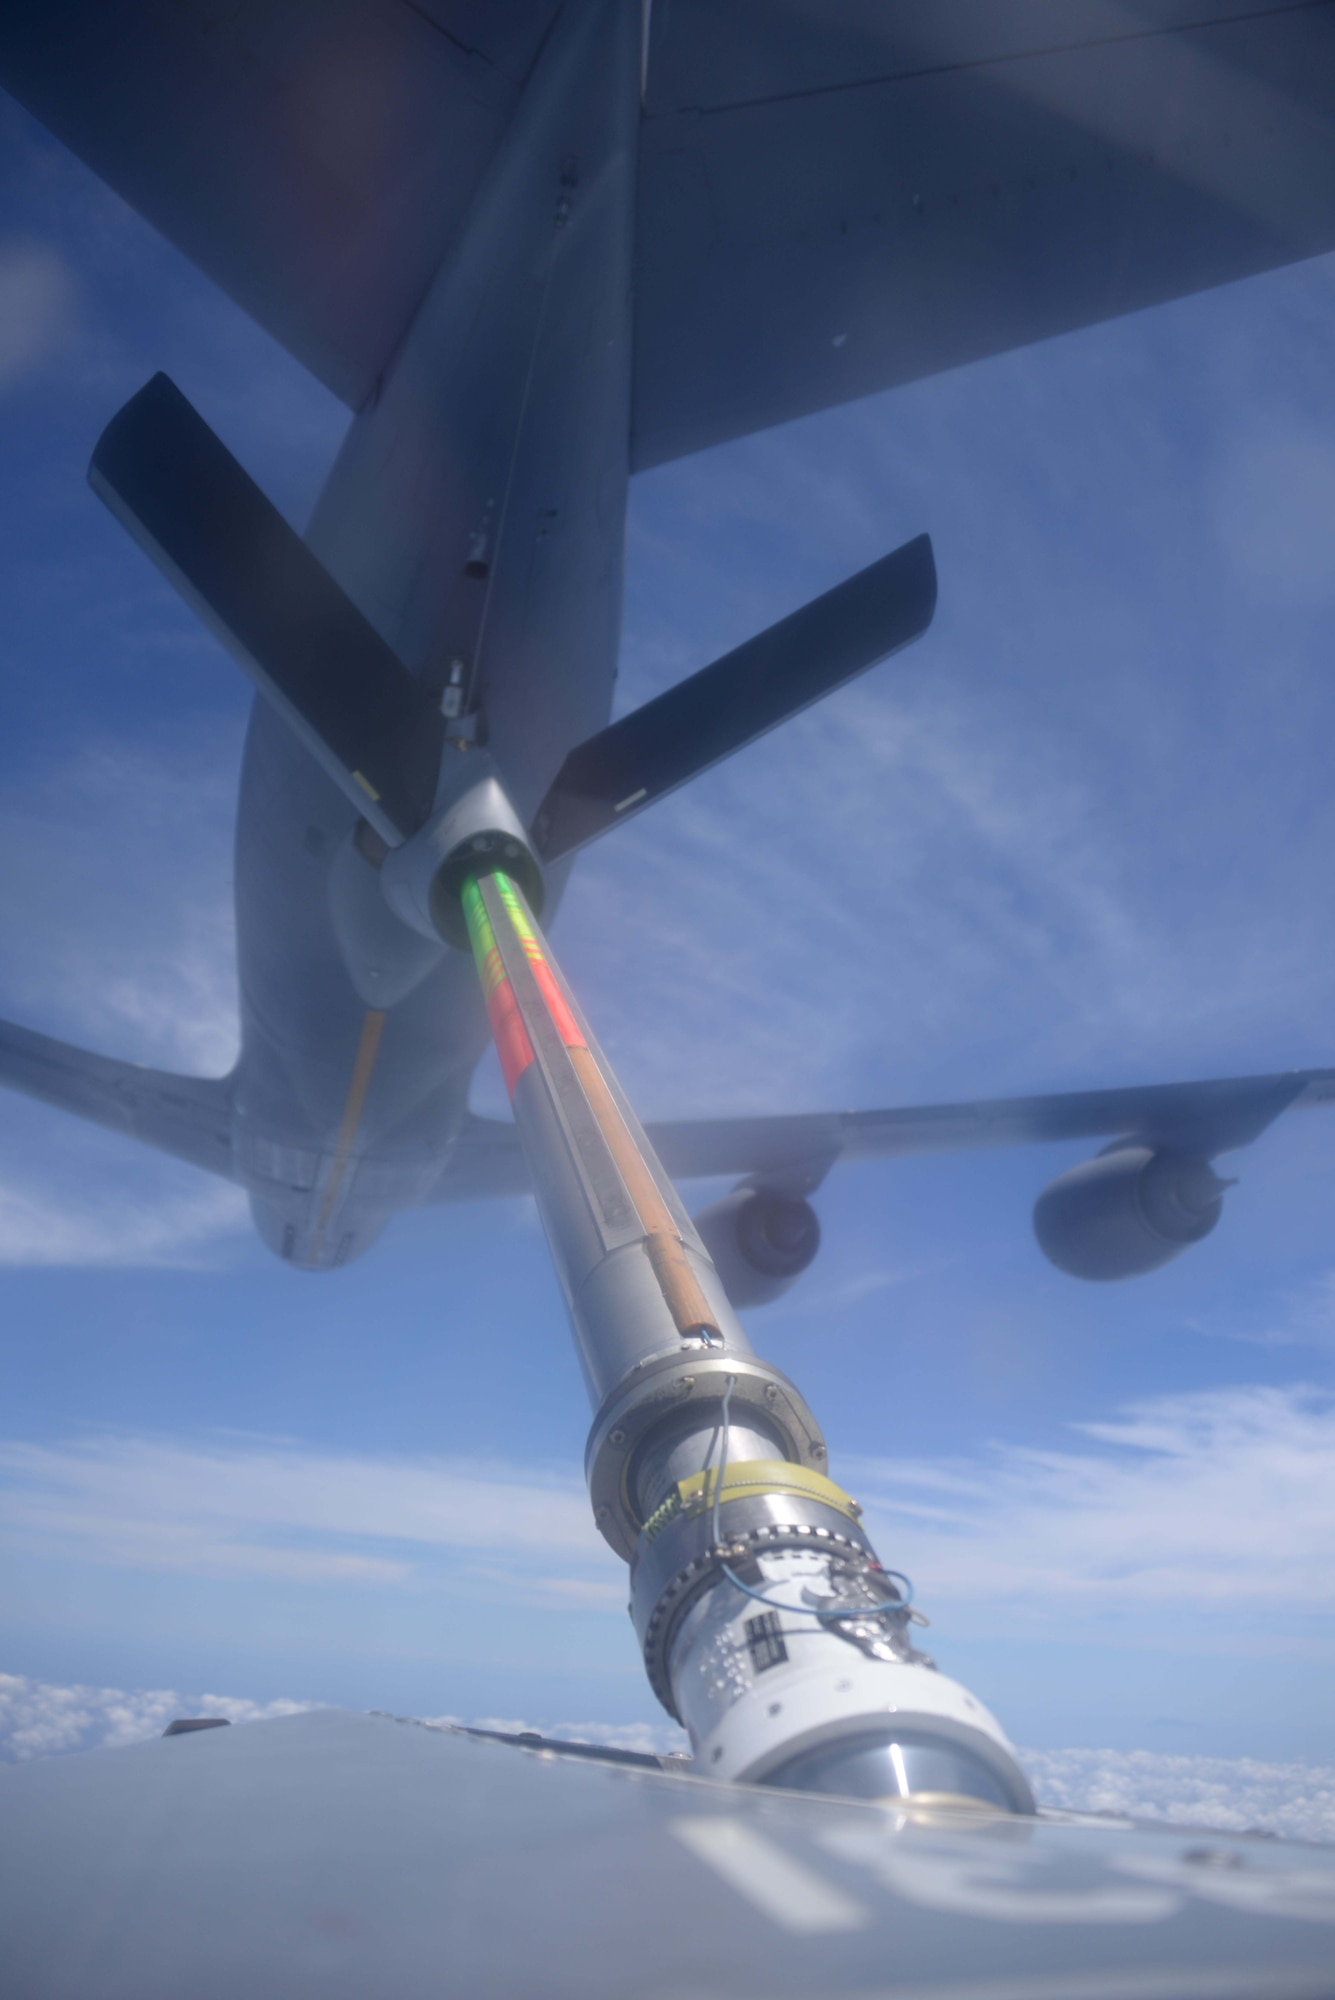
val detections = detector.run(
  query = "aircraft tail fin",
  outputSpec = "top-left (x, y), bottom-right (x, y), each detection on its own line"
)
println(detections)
top-left (0, 1014), bottom-right (236, 1181)
top-left (530, 533), bottom-right (936, 862)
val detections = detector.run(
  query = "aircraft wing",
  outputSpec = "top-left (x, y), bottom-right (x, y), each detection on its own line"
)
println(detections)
top-left (3, 1709), bottom-right (1334, 1997)
top-left (0, 2), bottom-right (560, 411)
top-left (633, 0), bottom-right (1335, 465)
top-left (5, 4), bottom-right (1335, 465)
top-left (0, 1015), bottom-right (235, 1182)
top-left (438, 1066), bottom-right (1335, 1200)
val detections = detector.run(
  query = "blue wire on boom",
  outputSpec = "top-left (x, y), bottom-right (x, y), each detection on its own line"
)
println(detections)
top-left (709, 1374), bottom-right (913, 1623)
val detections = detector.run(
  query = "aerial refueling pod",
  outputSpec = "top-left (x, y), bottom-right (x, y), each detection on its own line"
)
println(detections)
top-left (693, 1185), bottom-right (821, 1308)
top-left (1033, 1143), bottom-right (1230, 1281)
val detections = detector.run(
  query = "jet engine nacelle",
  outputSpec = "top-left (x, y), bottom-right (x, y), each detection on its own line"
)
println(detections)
top-left (692, 1185), bottom-right (821, 1308)
top-left (1033, 1144), bottom-right (1229, 1281)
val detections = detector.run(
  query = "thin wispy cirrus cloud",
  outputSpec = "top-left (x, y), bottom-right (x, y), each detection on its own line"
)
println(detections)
top-left (0, 739), bottom-right (240, 1076)
top-left (0, 734), bottom-right (247, 1267)
top-left (1223, 1269), bottom-right (1335, 1351)
top-left (0, 1430), bottom-right (621, 1600)
top-left (0, 1173), bottom-right (245, 1269)
top-left (585, 690), bottom-right (1177, 1103)
top-left (0, 238), bottom-right (76, 390)
top-left (1211, 419), bottom-right (1335, 604)
top-left (5, 1379), bottom-right (1335, 1637)
top-left (565, 266), bottom-right (1335, 1123)
top-left (852, 1381), bottom-right (1335, 1636)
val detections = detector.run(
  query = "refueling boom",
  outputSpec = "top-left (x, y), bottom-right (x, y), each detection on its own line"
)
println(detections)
top-left (455, 860), bottom-right (1032, 1811)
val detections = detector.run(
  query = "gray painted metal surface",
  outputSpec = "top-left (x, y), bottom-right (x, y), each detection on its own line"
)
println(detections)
top-left (635, 0), bottom-right (1335, 464)
top-left (2, 1711), bottom-right (1334, 1999)
top-left (7, 4), bottom-right (1335, 465)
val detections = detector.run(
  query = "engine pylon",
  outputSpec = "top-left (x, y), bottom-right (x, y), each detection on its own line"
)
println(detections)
top-left (459, 866), bottom-right (1033, 1812)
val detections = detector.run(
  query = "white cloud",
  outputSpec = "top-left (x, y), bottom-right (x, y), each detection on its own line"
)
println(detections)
top-left (0, 1174), bottom-right (246, 1269)
top-left (0, 1431), bottom-right (619, 1592)
top-left (0, 735), bottom-right (245, 1267)
top-left (849, 1384), bottom-right (1335, 1624)
top-left (5, 1671), bottom-right (1332, 1845)
top-left (0, 1672), bottom-right (691, 1767)
top-left (460, 1566), bottom-right (626, 1610)
top-left (0, 242), bottom-right (76, 390)
top-left (0, 1671), bottom-right (312, 1762)
top-left (0, 740), bottom-right (240, 1076)
top-left (762, 1262), bottom-right (927, 1320)
top-left (1025, 1746), bottom-right (1335, 1845)
top-left (566, 691), bottom-right (1165, 1117)
top-left (12, 1387), bottom-right (1335, 1639)
top-left (571, 348), bottom-right (1335, 1125)
top-left (1211, 421), bottom-right (1335, 603)
top-left (1227, 1269), bottom-right (1335, 1351)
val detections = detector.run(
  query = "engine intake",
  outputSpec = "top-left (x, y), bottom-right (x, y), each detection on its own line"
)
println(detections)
top-left (692, 1185), bottom-right (821, 1308)
top-left (1033, 1144), bottom-right (1229, 1281)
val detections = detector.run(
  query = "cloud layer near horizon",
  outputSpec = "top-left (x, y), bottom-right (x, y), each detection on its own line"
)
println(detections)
top-left (0, 1671), bottom-right (309, 1761)
top-left (4, 1671), bottom-right (1334, 1843)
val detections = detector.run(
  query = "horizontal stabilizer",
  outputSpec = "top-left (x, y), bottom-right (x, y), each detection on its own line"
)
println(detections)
top-left (435, 1068), bottom-right (1335, 1203)
top-left (0, 1014), bottom-right (236, 1181)
top-left (89, 373), bottom-right (443, 846)
top-left (531, 533), bottom-right (937, 861)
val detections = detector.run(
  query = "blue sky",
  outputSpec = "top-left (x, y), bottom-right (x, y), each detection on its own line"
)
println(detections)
top-left (3, 86), bottom-right (1335, 1776)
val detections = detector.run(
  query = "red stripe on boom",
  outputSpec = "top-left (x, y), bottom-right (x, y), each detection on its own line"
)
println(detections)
top-left (530, 957), bottom-right (584, 1049)
top-left (486, 977), bottom-right (535, 1098)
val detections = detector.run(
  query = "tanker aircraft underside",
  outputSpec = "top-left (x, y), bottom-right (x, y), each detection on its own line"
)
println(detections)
top-left (0, 3), bottom-right (1333, 1291)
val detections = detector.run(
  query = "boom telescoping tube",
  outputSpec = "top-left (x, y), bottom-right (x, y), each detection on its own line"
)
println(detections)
top-left (460, 869), bottom-right (1033, 1810)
